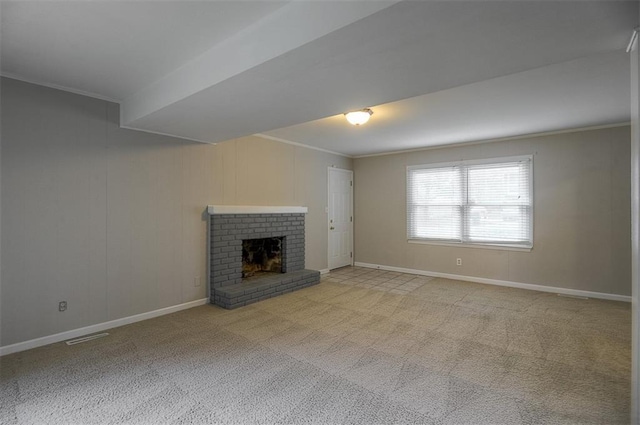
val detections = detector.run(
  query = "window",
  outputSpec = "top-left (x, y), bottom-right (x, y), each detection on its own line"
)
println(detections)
top-left (407, 156), bottom-right (533, 249)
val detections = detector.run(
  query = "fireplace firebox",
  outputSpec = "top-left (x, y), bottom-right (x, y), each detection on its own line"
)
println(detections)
top-left (242, 237), bottom-right (284, 278)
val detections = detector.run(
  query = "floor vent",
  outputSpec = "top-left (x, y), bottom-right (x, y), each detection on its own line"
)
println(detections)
top-left (65, 333), bottom-right (109, 345)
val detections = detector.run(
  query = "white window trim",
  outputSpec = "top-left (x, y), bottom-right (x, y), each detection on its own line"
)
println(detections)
top-left (406, 155), bottom-right (534, 251)
top-left (407, 239), bottom-right (532, 252)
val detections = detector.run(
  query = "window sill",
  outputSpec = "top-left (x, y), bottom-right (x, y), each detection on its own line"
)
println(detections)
top-left (407, 239), bottom-right (532, 252)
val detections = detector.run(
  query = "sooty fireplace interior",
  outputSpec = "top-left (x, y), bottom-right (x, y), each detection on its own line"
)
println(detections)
top-left (242, 237), bottom-right (283, 278)
top-left (208, 205), bottom-right (320, 309)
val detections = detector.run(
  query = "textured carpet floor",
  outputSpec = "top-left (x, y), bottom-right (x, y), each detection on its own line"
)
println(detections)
top-left (0, 267), bottom-right (631, 424)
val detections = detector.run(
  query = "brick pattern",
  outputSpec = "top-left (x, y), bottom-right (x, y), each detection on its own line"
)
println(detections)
top-left (209, 213), bottom-right (318, 309)
top-left (213, 269), bottom-right (320, 309)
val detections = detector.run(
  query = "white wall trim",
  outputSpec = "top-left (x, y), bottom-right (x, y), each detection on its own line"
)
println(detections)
top-left (353, 122), bottom-right (631, 159)
top-left (207, 205), bottom-right (308, 215)
top-left (408, 239), bottom-right (532, 252)
top-left (354, 262), bottom-right (632, 302)
top-left (319, 268), bottom-right (330, 275)
top-left (0, 298), bottom-right (208, 357)
top-left (254, 133), bottom-right (353, 159)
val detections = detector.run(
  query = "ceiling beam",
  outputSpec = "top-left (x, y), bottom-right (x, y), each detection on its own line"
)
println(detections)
top-left (121, 0), bottom-right (399, 128)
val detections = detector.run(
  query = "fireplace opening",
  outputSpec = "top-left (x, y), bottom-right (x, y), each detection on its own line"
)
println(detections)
top-left (242, 237), bottom-right (284, 278)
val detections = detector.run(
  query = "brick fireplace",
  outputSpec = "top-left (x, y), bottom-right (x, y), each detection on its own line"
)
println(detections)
top-left (208, 205), bottom-right (320, 309)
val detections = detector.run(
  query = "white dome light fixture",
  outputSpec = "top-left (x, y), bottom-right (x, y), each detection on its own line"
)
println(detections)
top-left (344, 108), bottom-right (373, 126)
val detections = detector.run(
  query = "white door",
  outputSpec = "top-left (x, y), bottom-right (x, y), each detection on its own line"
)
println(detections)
top-left (328, 168), bottom-right (353, 270)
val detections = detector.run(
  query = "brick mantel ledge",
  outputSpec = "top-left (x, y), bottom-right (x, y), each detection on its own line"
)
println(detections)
top-left (207, 205), bottom-right (308, 215)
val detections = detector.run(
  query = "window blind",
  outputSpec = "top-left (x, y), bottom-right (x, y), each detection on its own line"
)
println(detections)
top-left (407, 156), bottom-right (532, 248)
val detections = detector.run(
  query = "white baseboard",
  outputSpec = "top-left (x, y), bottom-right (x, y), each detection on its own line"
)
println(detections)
top-left (319, 269), bottom-right (330, 275)
top-left (0, 298), bottom-right (209, 357)
top-left (354, 262), bottom-right (631, 303)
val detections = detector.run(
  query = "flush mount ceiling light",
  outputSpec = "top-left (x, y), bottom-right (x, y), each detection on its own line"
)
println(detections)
top-left (344, 108), bottom-right (373, 126)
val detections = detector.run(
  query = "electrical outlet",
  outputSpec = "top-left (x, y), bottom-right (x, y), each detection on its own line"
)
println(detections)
top-left (58, 301), bottom-right (67, 312)
top-left (456, 258), bottom-right (462, 266)
top-left (194, 276), bottom-right (201, 287)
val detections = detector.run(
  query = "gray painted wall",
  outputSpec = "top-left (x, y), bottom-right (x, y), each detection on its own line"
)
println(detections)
top-left (0, 78), bottom-right (215, 347)
top-left (0, 78), bottom-right (351, 347)
top-left (354, 126), bottom-right (631, 296)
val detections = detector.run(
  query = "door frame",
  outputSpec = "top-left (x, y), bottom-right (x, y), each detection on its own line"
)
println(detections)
top-left (327, 167), bottom-right (354, 270)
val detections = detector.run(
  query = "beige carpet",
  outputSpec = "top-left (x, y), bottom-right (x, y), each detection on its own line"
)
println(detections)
top-left (0, 267), bottom-right (631, 424)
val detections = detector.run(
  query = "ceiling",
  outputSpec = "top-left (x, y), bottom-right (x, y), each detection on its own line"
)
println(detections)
top-left (1, 1), bottom-right (637, 157)
top-left (1, 1), bottom-right (289, 100)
